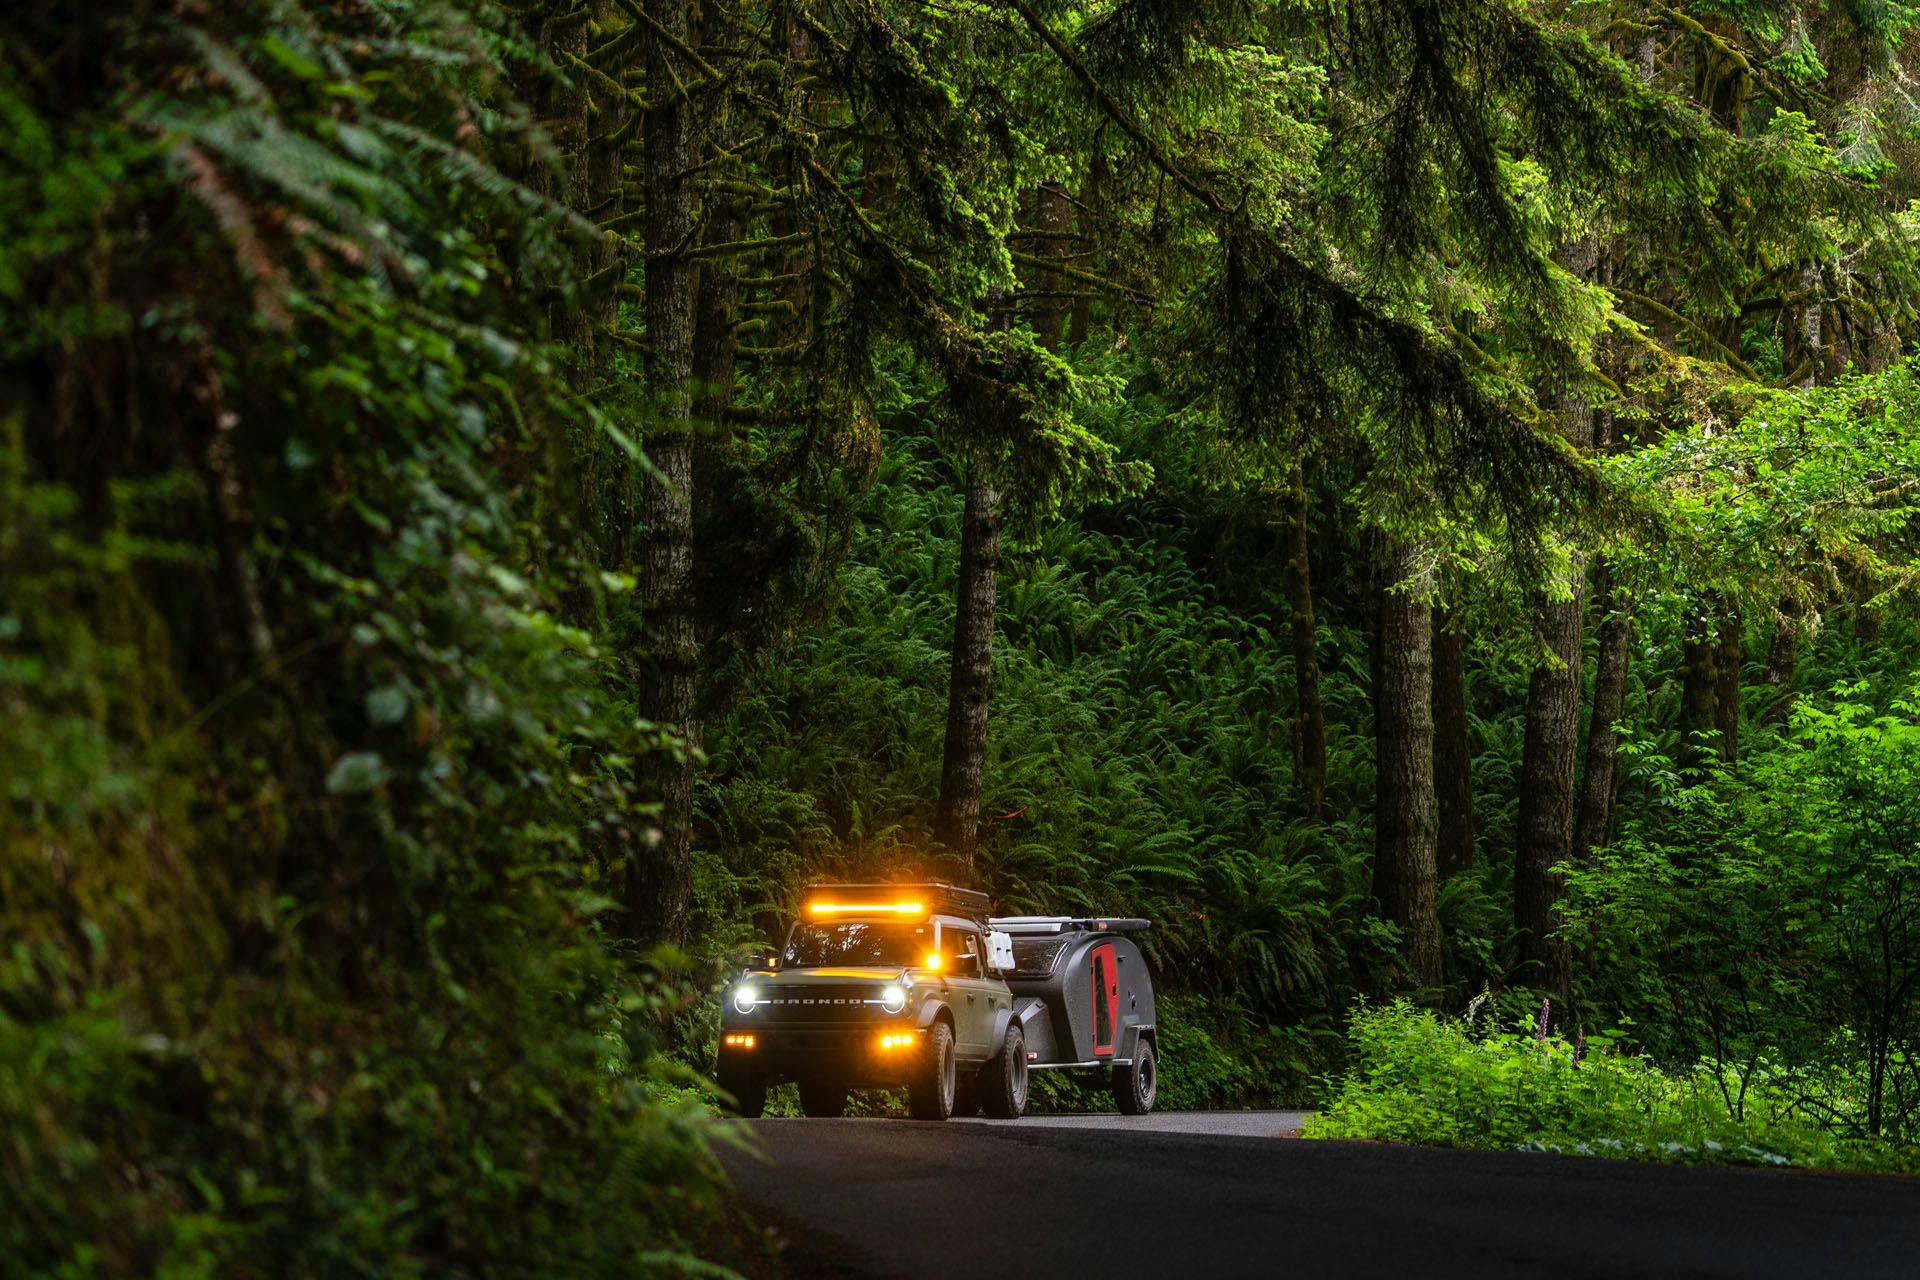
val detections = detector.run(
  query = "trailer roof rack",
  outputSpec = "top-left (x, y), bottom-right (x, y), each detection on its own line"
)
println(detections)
top-left (802, 882), bottom-right (990, 923)
top-left (989, 915), bottom-right (1151, 935)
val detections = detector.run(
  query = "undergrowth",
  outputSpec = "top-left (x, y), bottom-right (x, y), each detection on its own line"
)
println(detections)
top-left (1306, 1003), bottom-right (1919, 1173)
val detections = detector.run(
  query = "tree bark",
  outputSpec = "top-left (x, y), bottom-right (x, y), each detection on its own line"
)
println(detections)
top-left (1283, 464), bottom-right (1326, 820)
top-left (1371, 536), bottom-right (1444, 995)
top-left (935, 472), bottom-right (1002, 867)
top-left (1514, 262), bottom-right (1595, 1011)
top-left (1069, 145), bottom-right (1104, 347)
top-left (1432, 605), bottom-right (1474, 879)
top-left (1679, 606), bottom-right (1722, 775)
top-left (1031, 183), bottom-right (1074, 350)
top-left (630, 0), bottom-right (699, 947)
top-left (1572, 558), bottom-right (1632, 864)
top-left (1714, 603), bottom-right (1742, 765)
top-left (1515, 569), bottom-right (1582, 1009)
top-left (1759, 595), bottom-right (1800, 726)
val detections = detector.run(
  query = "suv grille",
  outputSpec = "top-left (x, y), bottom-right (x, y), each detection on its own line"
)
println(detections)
top-left (757, 985), bottom-right (883, 1022)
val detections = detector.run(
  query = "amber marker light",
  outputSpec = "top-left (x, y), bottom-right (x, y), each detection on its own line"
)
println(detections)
top-left (806, 899), bottom-right (926, 918)
top-left (876, 1033), bottom-right (915, 1050)
top-left (921, 952), bottom-right (943, 972)
top-left (722, 1033), bottom-right (756, 1049)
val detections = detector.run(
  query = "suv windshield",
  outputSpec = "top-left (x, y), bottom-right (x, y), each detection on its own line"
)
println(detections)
top-left (781, 920), bottom-right (928, 968)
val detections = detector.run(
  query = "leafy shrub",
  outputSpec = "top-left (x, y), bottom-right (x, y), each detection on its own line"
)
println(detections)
top-left (1306, 1003), bottom-right (1915, 1172)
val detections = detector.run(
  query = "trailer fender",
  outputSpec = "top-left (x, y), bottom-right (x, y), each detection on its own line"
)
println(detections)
top-left (996, 996), bottom-right (1058, 1063)
top-left (990, 997), bottom-right (1043, 1050)
top-left (1117, 1019), bottom-right (1156, 1065)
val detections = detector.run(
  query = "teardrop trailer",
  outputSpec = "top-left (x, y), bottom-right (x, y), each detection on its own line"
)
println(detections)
top-left (716, 883), bottom-right (1160, 1120)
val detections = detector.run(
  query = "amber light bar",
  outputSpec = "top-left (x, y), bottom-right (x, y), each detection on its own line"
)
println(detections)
top-left (723, 1033), bottom-right (757, 1049)
top-left (806, 899), bottom-right (926, 918)
top-left (876, 1033), bottom-right (915, 1051)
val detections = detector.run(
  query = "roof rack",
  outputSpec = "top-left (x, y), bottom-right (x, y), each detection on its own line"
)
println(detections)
top-left (803, 882), bottom-right (990, 923)
top-left (989, 915), bottom-right (1151, 935)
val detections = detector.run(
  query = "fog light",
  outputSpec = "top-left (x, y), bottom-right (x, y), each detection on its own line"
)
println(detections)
top-left (723, 1033), bottom-right (756, 1049)
top-left (876, 1033), bottom-right (915, 1051)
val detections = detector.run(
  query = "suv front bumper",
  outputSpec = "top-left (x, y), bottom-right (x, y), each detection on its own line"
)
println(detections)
top-left (718, 1023), bottom-right (926, 1086)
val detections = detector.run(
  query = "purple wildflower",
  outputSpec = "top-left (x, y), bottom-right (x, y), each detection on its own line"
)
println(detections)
top-left (1535, 998), bottom-right (1551, 1043)
top-left (1573, 1028), bottom-right (1586, 1067)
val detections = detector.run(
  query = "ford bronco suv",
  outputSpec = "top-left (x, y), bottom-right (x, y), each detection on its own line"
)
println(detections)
top-left (716, 883), bottom-right (1160, 1120)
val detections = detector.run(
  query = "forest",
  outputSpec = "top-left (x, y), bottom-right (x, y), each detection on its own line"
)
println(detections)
top-left (6, 0), bottom-right (1920, 1272)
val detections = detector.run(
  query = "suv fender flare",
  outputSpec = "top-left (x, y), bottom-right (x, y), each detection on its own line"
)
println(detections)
top-left (915, 997), bottom-right (954, 1033)
top-left (991, 996), bottom-right (1045, 1054)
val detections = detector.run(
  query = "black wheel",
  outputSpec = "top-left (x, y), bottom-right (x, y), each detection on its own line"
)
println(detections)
top-left (907, 1020), bottom-right (957, 1120)
top-left (951, 1074), bottom-right (983, 1118)
top-left (1112, 1036), bottom-right (1157, 1115)
top-left (798, 1080), bottom-right (848, 1117)
top-left (981, 1022), bottom-right (1029, 1119)
top-left (717, 1062), bottom-right (766, 1118)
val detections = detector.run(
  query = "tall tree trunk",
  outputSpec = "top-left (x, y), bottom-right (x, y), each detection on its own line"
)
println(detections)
top-left (630, 0), bottom-right (699, 947)
top-left (1371, 536), bottom-right (1443, 995)
top-left (1515, 572), bottom-right (1582, 1009)
top-left (1283, 465), bottom-right (1326, 820)
top-left (1760, 595), bottom-right (1800, 726)
top-left (1432, 605), bottom-right (1474, 879)
top-left (1714, 604), bottom-right (1742, 764)
top-left (1068, 143), bottom-right (1104, 347)
top-left (1032, 183), bottom-right (1073, 349)
top-left (1572, 559), bottom-right (1632, 864)
top-left (935, 472), bottom-right (1002, 866)
top-left (1679, 607), bottom-right (1722, 774)
top-left (1514, 260), bottom-right (1595, 1011)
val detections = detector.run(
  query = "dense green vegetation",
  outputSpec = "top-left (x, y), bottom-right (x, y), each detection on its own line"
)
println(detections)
top-left (8, 0), bottom-right (1920, 1273)
top-left (1308, 1002), bottom-right (1913, 1172)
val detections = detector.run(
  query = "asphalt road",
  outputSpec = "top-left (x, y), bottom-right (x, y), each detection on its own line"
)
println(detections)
top-left (720, 1115), bottom-right (1920, 1279)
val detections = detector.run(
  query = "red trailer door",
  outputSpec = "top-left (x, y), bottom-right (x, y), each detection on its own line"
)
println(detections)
top-left (1090, 942), bottom-right (1118, 1056)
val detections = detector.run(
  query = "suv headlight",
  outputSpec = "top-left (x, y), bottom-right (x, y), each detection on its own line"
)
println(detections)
top-left (733, 984), bottom-right (762, 1015)
top-left (879, 984), bottom-right (908, 1014)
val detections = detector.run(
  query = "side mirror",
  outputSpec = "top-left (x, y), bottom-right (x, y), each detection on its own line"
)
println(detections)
top-left (746, 949), bottom-right (777, 971)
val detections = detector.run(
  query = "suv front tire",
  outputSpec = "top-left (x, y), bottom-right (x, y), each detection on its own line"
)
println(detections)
top-left (908, 1021), bottom-right (957, 1120)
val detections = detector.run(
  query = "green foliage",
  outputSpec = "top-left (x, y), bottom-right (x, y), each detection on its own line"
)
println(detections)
top-left (0, 2), bottom-right (738, 1274)
top-left (1307, 1002), bottom-right (1916, 1172)
top-left (1565, 678), bottom-right (1920, 1143)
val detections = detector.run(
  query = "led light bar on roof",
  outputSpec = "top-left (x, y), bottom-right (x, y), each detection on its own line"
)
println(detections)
top-left (806, 899), bottom-right (927, 918)
top-left (801, 882), bottom-right (991, 922)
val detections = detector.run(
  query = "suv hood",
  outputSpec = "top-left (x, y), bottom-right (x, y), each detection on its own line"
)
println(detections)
top-left (760, 966), bottom-right (905, 985)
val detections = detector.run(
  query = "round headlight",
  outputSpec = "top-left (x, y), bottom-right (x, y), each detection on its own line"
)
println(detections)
top-left (733, 984), bottom-right (760, 1015)
top-left (879, 984), bottom-right (908, 1014)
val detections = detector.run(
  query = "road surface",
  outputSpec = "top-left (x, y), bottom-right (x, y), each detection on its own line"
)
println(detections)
top-left (719, 1114), bottom-right (1920, 1278)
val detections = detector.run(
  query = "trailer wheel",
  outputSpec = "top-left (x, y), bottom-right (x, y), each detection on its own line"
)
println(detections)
top-left (981, 1023), bottom-right (1029, 1119)
top-left (1113, 1036), bottom-right (1157, 1115)
top-left (798, 1080), bottom-right (849, 1117)
top-left (717, 1063), bottom-right (766, 1118)
top-left (907, 1020), bottom-right (957, 1120)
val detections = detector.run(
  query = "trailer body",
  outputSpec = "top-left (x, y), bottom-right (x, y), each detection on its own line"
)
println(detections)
top-left (991, 916), bottom-right (1160, 1112)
